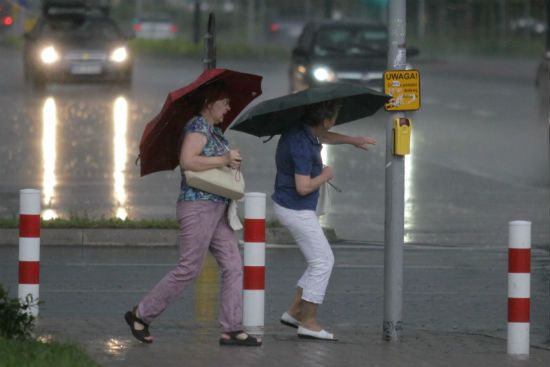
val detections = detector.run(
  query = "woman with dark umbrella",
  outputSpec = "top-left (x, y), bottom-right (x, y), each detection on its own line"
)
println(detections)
top-left (273, 100), bottom-right (376, 341)
top-left (124, 81), bottom-right (261, 347)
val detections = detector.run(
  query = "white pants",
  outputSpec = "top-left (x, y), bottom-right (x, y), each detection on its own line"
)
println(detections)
top-left (273, 202), bottom-right (334, 304)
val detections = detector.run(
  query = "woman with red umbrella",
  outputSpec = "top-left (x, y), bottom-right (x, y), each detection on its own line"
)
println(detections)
top-left (125, 80), bottom-right (261, 346)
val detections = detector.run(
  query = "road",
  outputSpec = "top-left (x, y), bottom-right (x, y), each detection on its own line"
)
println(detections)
top-left (0, 47), bottom-right (548, 246)
top-left (0, 244), bottom-right (548, 366)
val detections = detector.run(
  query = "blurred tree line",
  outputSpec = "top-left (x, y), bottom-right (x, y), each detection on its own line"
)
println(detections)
top-left (110, 0), bottom-right (547, 40)
top-left (15, 0), bottom-right (549, 40)
top-left (13, 0), bottom-right (546, 56)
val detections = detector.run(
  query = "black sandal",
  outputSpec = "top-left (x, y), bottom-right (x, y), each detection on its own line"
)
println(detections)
top-left (124, 306), bottom-right (153, 344)
top-left (219, 331), bottom-right (262, 346)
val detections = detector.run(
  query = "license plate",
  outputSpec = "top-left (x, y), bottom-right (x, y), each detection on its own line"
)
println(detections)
top-left (71, 64), bottom-right (102, 75)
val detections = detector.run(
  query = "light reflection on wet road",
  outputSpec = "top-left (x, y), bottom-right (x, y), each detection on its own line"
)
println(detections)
top-left (41, 97), bottom-right (58, 220)
top-left (113, 96), bottom-right (129, 220)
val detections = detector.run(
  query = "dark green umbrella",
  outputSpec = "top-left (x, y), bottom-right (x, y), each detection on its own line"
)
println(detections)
top-left (230, 83), bottom-right (391, 138)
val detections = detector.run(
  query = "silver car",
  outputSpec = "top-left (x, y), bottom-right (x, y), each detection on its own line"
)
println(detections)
top-left (23, 5), bottom-right (132, 89)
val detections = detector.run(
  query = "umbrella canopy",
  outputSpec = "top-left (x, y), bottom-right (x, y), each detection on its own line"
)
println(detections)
top-left (230, 83), bottom-right (390, 138)
top-left (138, 68), bottom-right (262, 176)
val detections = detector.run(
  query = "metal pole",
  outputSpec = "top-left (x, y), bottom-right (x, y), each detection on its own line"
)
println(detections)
top-left (259, 0), bottom-right (267, 55)
top-left (499, 0), bottom-right (507, 50)
top-left (305, 0), bottom-right (311, 20)
top-left (203, 13), bottom-right (216, 70)
top-left (383, 0), bottom-right (406, 342)
top-left (417, 0), bottom-right (426, 38)
top-left (324, 0), bottom-right (332, 19)
top-left (499, 0), bottom-right (507, 38)
top-left (193, 0), bottom-right (201, 44)
top-left (247, 0), bottom-right (255, 46)
top-left (524, 0), bottom-right (531, 39)
top-left (135, 0), bottom-right (143, 19)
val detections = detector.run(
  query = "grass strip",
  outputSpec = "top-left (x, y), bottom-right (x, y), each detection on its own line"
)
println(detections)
top-left (0, 338), bottom-right (101, 367)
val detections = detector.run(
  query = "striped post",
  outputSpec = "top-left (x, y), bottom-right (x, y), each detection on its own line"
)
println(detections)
top-left (19, 189), bottom-right (41, 317)
top-left (507, 220), bottom-right (531, 356)
top-left (243, 192), bottom-right (266, 335)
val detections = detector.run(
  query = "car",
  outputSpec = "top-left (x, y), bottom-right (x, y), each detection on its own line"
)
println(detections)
top-left (132, 14), bottom-right (177, 40)
top-left (289, 20), bottom-right (418, 93)
top-left (23, 0), bottom-right (133, 89)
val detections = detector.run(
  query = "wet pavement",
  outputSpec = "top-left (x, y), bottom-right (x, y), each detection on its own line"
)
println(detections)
top-left (1, 243), bottom-right (549, 366)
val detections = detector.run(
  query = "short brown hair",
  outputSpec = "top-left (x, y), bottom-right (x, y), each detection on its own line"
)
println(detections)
top-left (303, 99), bottom-right (343, 127)
top-left (191, 81), bottom-right (230, 114)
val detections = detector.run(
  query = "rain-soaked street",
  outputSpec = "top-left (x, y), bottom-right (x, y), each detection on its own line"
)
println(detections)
top-left (0, 47), bottom-right (548, 246)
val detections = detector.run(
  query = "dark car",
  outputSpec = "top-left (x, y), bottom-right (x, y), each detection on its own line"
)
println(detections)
top-left (289, 20), bottom-right (417, 93)
top-left (23, 1), bottom-right (132, 89)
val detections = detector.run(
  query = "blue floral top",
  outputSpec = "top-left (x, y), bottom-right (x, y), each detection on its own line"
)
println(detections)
top-left (178, 116), bottom-right (229, 203)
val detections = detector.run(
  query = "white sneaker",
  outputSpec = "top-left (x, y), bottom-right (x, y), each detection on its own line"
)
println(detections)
top-left (297, 326), bottom-right (337, 341)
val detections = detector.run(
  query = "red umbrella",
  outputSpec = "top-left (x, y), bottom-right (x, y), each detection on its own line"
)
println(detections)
top-left (138, 68), bottom-right (263, 176)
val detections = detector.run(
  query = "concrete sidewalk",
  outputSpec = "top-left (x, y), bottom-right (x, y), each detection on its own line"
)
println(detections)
top-left (35, 316), bottom-right (550, 367)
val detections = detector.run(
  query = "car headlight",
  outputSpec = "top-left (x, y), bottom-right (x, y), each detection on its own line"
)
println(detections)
top-left (40, 46), bottom-right (59, 64)
top-left (312, 66), bottom-right (336, 82)
top-left (110, 47), bottom-right (128, 63)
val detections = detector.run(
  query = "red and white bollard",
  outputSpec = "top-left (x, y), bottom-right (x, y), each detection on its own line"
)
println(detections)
top-left (18, 189), bottom-right (41, 317)
top-left (507, 220), bottom-right (531, 356)
top-left (243, 192), bottom-right (266, 335)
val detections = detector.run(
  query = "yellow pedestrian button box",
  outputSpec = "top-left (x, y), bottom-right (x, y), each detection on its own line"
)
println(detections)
top-left (384, 70), bottom-right (421, 111)
top-left (394, 117), bottom-right (412, 156)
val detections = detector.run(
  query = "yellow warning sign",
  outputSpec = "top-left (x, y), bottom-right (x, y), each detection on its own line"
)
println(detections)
top-left (384, 70), bottom-right (421, 111)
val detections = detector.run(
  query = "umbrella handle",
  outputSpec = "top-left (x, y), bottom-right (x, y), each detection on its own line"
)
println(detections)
top-left (327, 181), bottom-right (342, 193)
top-left (203, 13), bottom-right (216, 70)
top-left (262, 135), bottom-right (275, 143)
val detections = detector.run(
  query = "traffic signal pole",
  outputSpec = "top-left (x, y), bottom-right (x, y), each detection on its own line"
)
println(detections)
top-left (383, 0), bottom-right (406, 342)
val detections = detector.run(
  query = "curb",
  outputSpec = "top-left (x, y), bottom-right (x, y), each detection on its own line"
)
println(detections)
top-left (0, 227), bottom-right (338, 246)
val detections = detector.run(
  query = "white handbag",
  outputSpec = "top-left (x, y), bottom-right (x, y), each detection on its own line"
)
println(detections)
top-left (184, 166), bottom-right (245, 200)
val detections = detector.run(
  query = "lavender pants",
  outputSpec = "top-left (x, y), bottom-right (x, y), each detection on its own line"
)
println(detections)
top-left (137, 200), bottom-right (243, 332)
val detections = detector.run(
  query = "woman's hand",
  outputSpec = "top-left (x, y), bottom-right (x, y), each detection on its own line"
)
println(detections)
top-left (352, 136), bottom-right (376, 150)
top-left (180, 133), bottom-right (237, 171)
top-left (321, 165), bottom-right (334, 182)
top-left (321, 132), bottom-right (376, 150)
top-left (225, 149), bottom-right (242, 169)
